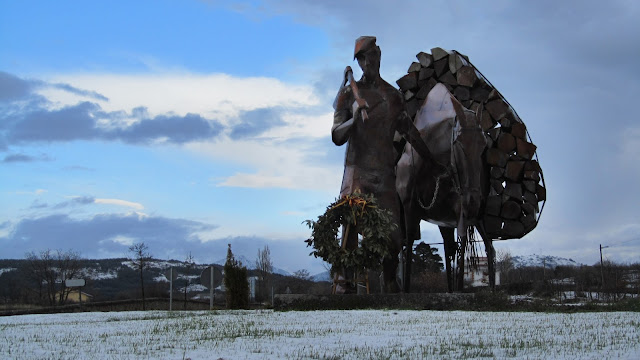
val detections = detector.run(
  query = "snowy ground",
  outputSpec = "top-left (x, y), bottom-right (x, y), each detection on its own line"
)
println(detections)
top-left (1, 310), bottom-right (639, 359)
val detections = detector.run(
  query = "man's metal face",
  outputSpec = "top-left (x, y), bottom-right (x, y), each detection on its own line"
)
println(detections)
top-left (356, 48), bottom-right (380, 79)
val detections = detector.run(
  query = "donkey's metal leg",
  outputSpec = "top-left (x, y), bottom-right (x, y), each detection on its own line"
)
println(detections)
top-left (478, 225), bottom-right (496, 289)
top-left (456, 232), bottom-right (467, 292)
top-left (440, 226), bottom-right (456, 293)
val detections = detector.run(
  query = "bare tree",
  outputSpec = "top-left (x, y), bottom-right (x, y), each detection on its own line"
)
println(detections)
top-left (25, 249), bottom-right (82, 306)
top-left (255, 245), bottom-right (273, 302)
top-left (129, 242), bottom-right (152, 310)
top-left (496, 248), bottom-right (514, 284)
top-left (293, 269), bottom-right (311, 280)
top-left (183, 252), bottom-right (195, 310)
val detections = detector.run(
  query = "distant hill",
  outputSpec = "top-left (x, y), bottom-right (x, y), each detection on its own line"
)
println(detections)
top-left (299, 257), bottom-right (585, 282)
top-left (312, 270), bottom-right (331, 282)
top-left (0, 256), bottom-right (308, 303)
top-left (511, 254), bottom-right (581, 269)
top-left (213, 255), bottom-right (291, 276)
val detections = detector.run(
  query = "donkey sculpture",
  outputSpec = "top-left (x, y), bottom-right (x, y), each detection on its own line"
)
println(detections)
top-left (396, 83), bottom-right (494, 292)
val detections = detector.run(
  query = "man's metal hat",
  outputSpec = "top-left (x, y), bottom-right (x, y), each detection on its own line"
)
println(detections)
top-left (354, 36), bottom-right (377, 59)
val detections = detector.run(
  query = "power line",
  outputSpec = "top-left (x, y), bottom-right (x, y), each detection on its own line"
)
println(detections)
top-left (416, 238), bottom-right (515, 247)
top-left (603, 237), bottom-right (640, 248)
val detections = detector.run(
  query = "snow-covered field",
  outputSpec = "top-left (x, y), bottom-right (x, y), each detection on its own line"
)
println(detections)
top-left (1, 310), bottom-right (639, 359)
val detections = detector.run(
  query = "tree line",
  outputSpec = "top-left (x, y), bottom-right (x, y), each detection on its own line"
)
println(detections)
top-left (4, 241), bottom-right (634, 309)
top-left (496, 249), bottom-right (640, 300)
top-left (0, 242), bottom-right (326, 310)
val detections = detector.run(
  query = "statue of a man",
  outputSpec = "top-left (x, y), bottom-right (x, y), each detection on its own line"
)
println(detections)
top-left (332, 36), bottom-right (434, 292)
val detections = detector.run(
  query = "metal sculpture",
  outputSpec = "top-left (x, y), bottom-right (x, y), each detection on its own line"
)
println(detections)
top-left (331, 36), bottom-right (439, 293)
top-left (329, 40), bottom-right (545, 293)
top-left (397, 83), bottom-right (490, 292)
top-left (395, 48), bottom-right (546, 292)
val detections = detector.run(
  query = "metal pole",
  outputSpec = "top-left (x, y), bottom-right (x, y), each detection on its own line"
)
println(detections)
top-left (210, 266), bottom-right (214, 310)
top-left (600, 244), bottom-right (605, 291)
top-left (169, 267), bottom-right (173, 311)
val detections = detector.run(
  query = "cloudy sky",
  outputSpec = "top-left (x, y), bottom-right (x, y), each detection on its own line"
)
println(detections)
top-left (1, 0), bottom-right (639, 274)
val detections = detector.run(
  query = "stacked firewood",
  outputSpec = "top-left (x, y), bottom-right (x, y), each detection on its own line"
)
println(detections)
top-left (396, 47), bottom-right (545, 239)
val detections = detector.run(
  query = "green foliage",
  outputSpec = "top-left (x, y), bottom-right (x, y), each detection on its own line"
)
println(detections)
top-left (304, 191), bottom-right (396, 272)
top-left (223, 244), bottom-right (249, 309)
top-left (412, 242), bottom-right (444, 274)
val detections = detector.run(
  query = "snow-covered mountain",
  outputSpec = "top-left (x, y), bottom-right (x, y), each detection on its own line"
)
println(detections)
top-left (511, 254), bottom-right (581, 269)
top-left (312, 270), bottom-right (331, 282)
top-left (213, 255), bottom-right (291, 276)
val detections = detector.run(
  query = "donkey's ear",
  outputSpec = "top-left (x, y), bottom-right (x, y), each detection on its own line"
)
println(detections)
top-left (449, 92), bottom-right (466, 121)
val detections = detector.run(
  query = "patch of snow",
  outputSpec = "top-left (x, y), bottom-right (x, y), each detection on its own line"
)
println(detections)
top-left (176, 274), bottom-right (200, 280)
top-left (0, 268), bottom-right (16, 276)
top-left (509, 294), bottom-right (534, 303)
top-left (80, 268), bottom-right (117, 280)
top-left (550, 278), bottom-right (575, 286)
top-left (511, 254), bottom-right (581, 269)
top-left (121, 259), bottom-right (203, 271)
top-left (1, 310), bottom-right (639, 359)
top-left (177, 283), bottom-right (208, 293)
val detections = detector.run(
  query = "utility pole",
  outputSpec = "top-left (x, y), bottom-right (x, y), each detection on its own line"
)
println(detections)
top-left (599, 244), bottom-right (608, 291)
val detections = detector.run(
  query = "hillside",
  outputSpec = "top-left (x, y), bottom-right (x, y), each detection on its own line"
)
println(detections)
top-left (0, 257), bottom-right (324, 304)
top-left (212, 255), bottom-right (291, 276)
top-left (511, 254), bottom-right (581, 269)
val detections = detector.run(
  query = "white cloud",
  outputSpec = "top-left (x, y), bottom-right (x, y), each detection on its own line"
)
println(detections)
top-left (30, 71), bottom-right (343, 192)
top-left (260, 111), bottom-right (333, 140)
top-left (95, 198), bottom-right (144, 210)
top-left (187, 137), bottom-right (342, 191)
top-left (37, 72), bottom-right (319, 120)
top-left (218, 173), bottom-right (294, 189)
top-left (109, 235), bottom-right (136, 246)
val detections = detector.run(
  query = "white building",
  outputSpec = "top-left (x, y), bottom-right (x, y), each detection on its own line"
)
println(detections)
top-left (464, 257), bottom-right (501, 287)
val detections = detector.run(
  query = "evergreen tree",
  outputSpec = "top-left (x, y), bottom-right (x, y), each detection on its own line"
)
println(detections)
top-left (223, 244), bottom-right (249, 309)
top-left (412, 242), bottom-right (444, 275)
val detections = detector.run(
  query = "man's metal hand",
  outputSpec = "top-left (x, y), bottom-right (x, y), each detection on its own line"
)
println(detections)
top-left (345, 66), bottom-right (369, 123)
top-left (342, 66), bottom-right (351, 87)
top-left (351, 98), bottom-right (369, 122)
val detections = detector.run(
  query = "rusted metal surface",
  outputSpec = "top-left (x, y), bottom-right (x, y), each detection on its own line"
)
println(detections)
top-left (397, 83), bottom-right (489, 292)
top-left (330, 39), bottom-right (545, 294)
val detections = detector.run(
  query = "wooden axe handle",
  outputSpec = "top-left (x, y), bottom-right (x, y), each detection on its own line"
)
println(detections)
top-left (345, 66), bottom-right (369, 122)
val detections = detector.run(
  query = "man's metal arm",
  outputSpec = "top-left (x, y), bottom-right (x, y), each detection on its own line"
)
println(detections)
top-left (332, 68), bottom-right (361, 146)
top-left (332, 116), bottom-right (354, 145)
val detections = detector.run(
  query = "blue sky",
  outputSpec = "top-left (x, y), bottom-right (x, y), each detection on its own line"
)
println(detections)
top-left (1, 0), bottom-right (639, 274)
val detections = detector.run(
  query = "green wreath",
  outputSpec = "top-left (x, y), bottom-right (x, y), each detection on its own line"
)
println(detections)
top-left (304, 191), bottom-right (396, 271)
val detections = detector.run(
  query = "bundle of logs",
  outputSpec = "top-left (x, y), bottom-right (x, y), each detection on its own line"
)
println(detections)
top-left (396, 47), bottom-right (546, 239)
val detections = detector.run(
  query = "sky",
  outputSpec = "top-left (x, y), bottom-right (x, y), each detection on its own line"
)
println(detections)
top-left (1, 0), bottom-right (639, 275)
